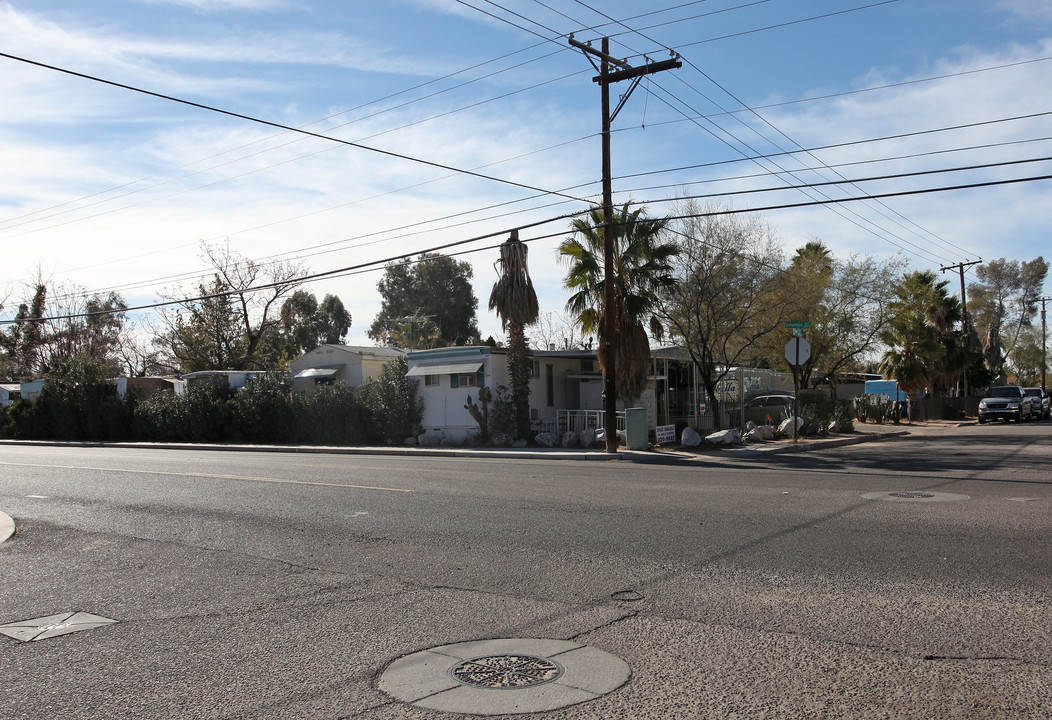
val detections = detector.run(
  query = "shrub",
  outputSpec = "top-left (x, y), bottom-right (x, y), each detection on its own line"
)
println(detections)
top-left (134, 379), bottom-right (232, 442)
top-left (227, 373), bottom-right (295, 444)
top-left (291, 382), bottom-right (369, 445)
top-left (359, 356), bottom-right (422, 444)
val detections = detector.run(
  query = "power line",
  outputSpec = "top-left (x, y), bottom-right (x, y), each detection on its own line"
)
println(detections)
top-left (0, 51), bottom-right (590, 205)
top-left (0, 41), bottom-right (570, 231)
top-left (11, 170), bottom-right (1052, 326)
top-left (571, 0), bottom-right (983, 263)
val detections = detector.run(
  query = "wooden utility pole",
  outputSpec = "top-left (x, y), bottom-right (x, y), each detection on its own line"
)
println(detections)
top-left (569, 35), bottom-right (680, 452)
top-left (1041, 296), bottom-right (1051, 392)
top-left (940, 259), bottom-right (981, 398)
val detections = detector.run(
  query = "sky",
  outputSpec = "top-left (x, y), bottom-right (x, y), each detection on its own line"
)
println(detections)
top-left (2, 0), bottom-right (1051, 348)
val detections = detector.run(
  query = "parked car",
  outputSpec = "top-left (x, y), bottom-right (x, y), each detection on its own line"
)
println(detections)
top-left (978, 385), bottom-right (1035, 423)
top-left (744, 394), bottom-right (795, 424)
top-left (1022, 387), bottom-right (1051, 420)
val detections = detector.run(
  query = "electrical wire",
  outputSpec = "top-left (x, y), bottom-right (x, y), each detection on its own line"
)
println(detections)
top-left (8, 169), bottom-right (1052, 326)
top-left (568, 0), bottom-right (971, 264)
top-left (0, 51), bottom-right (590, 204)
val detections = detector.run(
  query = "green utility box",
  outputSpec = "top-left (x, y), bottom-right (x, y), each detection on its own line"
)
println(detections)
top-left (625, 408), bottom-right (649, 450)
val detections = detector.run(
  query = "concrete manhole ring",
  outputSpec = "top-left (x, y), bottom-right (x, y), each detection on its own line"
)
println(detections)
top-left (861, 490), bottom-right (970, 503)
top-left (379, 638), bottom-right (630, 716)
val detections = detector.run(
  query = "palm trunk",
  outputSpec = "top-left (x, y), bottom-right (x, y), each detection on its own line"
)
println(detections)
top-left (507, 321), bottom-right (532, 440)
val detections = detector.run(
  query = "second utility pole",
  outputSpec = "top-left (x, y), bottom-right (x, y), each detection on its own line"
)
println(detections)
top-left (569, 35), bottom-right (680, 452)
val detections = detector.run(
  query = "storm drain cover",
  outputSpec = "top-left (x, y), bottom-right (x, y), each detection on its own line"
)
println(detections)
top-left (861, 491), bottom-right (970, 503)
top-left (380, 638), bottom-right (630, 716)
top-left (0, 612), bottom-right (118, 642)
top-left (449, 654), bottom-right (564, 689)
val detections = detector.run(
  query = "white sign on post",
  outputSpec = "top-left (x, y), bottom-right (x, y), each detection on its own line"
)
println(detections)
top-left (784, 337), bottom-right (812, 366)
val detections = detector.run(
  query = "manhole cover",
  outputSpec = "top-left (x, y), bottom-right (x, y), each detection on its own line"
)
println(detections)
top-left (379, 638), bottom-right (631, 715)
top-left (449, 654), bottom-right (564, 689)
top-left (861, 491), bottom-right (970, 503)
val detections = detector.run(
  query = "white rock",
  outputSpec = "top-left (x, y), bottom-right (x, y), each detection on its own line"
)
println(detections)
top-left (535, 431), bottom-right (556, 447)
top-left (681, 426), bottom-right (702, 446)
top-left (705, 429), bottom-right (742, 446)
top-left (778, 417), bottom-right (804, 437)
top-left (403, 436), bottom-right (418, 446)
top-left (578, 428), bottom-right (597, 448)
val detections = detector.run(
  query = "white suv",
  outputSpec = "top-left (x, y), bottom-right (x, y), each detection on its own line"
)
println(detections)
top-left (978, 385), bottom-right (1035, 424)
top-left (1022, 387), bottom-right (1051, 420)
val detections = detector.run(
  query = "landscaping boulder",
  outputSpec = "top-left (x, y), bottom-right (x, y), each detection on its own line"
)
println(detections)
top-left (777, 417), bottom-right (804, 437)
top-left (561, 431), bottom-right (579, 448)
top-left (705, 429), bottom-right (742, 446)
top-left (403, 436), bottom-right (418, 447)
top-left (578, 428), bottom-right (597, 448)
top-left (535, 431), bottom-right (556, 447)
top-left (681, 426), bottom-right (702, 447)
top-left (418, 432), bottom-right (442, 447)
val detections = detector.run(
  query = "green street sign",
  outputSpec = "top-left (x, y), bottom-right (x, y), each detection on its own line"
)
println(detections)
top-left (786, 321), bottom-right (811, 329)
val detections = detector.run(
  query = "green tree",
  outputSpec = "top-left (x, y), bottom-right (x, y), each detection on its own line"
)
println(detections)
top-left (368, 254), bottom-right (479, 346)
top-left (968, 256), bottom-right (1049, 380)
top-left (488, 230), bottom-right (539, 439)
top-left (154, 242), bottom-right (307, 371)
top-left (657, 205), bottom-right (789, 429)
top-left (154, 276), bottom-right (247, 373)
top-left (1007, 326), bottom-right (1047, 386)
top-left (278, 290), bottom-right (352, 356)
top-left (1, 283), bottom-right (47, 378)
top-left (776, 246), bottom-right (904, 393)
top-left (560, 203), bottom-right (676, 400)
top-left (879, 270), bottom-right (971, 420)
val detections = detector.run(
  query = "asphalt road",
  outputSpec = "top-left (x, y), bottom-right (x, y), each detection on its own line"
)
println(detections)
top-left (1, 421), bottom-right (1050, 719)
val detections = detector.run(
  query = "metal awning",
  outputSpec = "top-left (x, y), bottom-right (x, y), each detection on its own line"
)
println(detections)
top-left (294, 364), bottom-right (343, 379)
top-left (406, 361), bottom-right (483, 377)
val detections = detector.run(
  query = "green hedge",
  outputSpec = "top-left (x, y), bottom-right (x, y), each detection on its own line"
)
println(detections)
top-left (2, 356), bottom-right (422, 446)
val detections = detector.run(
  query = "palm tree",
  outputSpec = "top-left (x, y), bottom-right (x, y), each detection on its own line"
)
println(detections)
top-left (559, 203), bottom-right (677, 400)
top-left (879, 270), bottom-right (967, 421)
top-left (488, 231), bottom-right (539, 440)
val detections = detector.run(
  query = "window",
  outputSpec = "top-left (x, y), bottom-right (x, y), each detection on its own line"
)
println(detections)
top-left (424, 375), bottom-right (439, 386)
top-left (457, 373), bottom-right (477, 388)
top-left (530, 359), bottom-right (540, 378)
top-left (545, 364), bottom-right (554, 407)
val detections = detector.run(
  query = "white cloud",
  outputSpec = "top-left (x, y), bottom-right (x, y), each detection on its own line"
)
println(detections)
top-left (997, 0), bottom-right (1052, 24)
top-left (132, 0), bottom-right (292, 11)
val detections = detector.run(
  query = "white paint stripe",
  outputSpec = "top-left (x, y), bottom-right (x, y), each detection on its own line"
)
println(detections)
top-left (0, 461), bottom-right (415, 493)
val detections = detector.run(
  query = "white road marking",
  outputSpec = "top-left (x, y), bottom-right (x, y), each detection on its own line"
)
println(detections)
top-left (0, 461), bottom-right (415, 493)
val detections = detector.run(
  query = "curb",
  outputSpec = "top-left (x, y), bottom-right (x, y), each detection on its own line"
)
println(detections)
top-left (0, 511), bottom-right (14, 544)
top-left (0, 432), bottom-right (908, 463)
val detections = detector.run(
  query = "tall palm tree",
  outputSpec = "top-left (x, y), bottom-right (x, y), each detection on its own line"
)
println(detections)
top-left (879, 270), bottom-right (966, 421)
top-left (559, 203), bottom-right (677, 400)
top-left (489, 231), bottom-right (539, 440)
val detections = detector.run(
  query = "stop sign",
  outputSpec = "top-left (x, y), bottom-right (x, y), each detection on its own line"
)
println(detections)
top-left (785, 337), bottom-right (812, 366)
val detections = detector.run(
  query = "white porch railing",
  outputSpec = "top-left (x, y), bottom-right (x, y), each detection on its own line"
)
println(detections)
top-left (538, 409), bottom-right (626, 435)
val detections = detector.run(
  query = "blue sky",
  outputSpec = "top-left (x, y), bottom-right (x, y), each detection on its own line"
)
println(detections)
top-left (2, 0), bottom-right (1051, 346)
